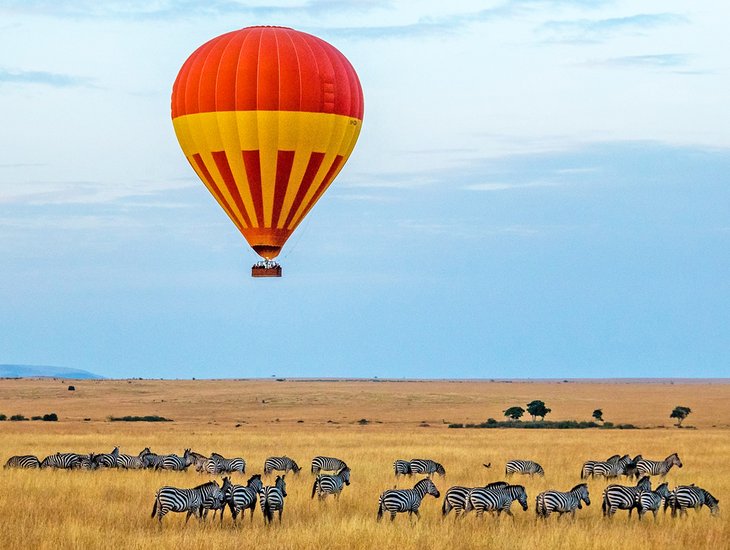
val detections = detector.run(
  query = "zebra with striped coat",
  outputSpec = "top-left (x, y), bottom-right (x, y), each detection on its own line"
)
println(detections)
top-left (226, 474), bottom-right (264, 522)
top-left (464, 484), bottom-right (529, 518)
top-left (666, 485), bottom-right (719, 517)
top-left (260, 475), bottom-right (288, 523)
top-left (409, 458), bottom-right (446, 478)
top-left (602, 475), bottom-right (652, 517)
top-left (151, 480), bottom-right (225, 523)
top-left (156, 449), bottom-right (194, 471)
top-left (4, 455), bottom-right (41, 469)
top-left (140, 448), bottom-right (164, 469)
top-left (311, 455), bottom-right (347, 474)
top-left (580, 454), bottom-right (620, 479)
top-left (79, 453), bottom-right (98, 470)
top-left (211, 452), bottom-right (246, 474)
top-left (635, 453), bottom-right (682, 478)
top-left (505, 459), bottom-right (544, 477)
top-left (442, 481), bottom-right (508, 518)
top-left (393, 459), bottom-right (412, 478)
top-left (592, 455), bottom-right (632, 479)
top-left (622, 455), bottom-right (643, 478)
top-left (40, 452), bottom-right (82, 469)
top-left (93, 447), bottom-right (119, 468)
top-left (116, 450), bottom-right (146, 469)
top-left (311, 466), bottom-right (351, 501)
top-left (536, 483), bottom-right (590, 518)
top-left (201, 477), bottom-right (234, 522)
top-left (263, 456), bottom-right (300, 476)
top-left (377, 478), bottom-right (440, 521)
top-left (635, 482), bottom-right (670, 520)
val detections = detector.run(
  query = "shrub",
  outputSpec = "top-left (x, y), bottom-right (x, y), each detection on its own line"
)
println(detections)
top-left (108, 415), bottom-right (173, 422)
top-left (10, 414), bottom-right (28, 421)
top-left (43, 413), bottom-right (58, 421)
top-left (0, 414), bottom-right (6, 421)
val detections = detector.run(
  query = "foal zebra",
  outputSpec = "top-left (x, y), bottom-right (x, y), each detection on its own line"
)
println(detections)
top-left (4, 455), bottom-right (41, 469)
top-left (536, 484), bottom-right (590, 518)
top-left (505, 459), bottom-right (544, 477)
top-left (602, 476), bottom-right (652, 517)
top-left (666, 485), bottom-right (720, 517)
top-left (409, 458), bottom-right (446, 478)
top-left (393, 460), bottom-right (412, 477)
top-left (377, 478), bottom-right (440, 521)
top-left (263, 456), bottom-right (301, 476)
top-left (204, 453), bottom-right (246, 475)
top-left (40, 452), bottom-right (82, 469)
top-left (464, 484), bottom-right (529, 518)
top-left (635, 482), bottom-right (670, 520)
top-left (311, 456), bottom-right (347, 474)
top-left (311, 466), bottom-right (351, 501)
top-left (592, 455), bottom-right (632, 479)
top-left (581, 454), bottom-right (621, 479)
top-left (442, 482), bottom-right (508, 518)
top-left (635, 453), bottom-right (682, 478)
top-left (260, 475), bottom-right (288, 523)
top-left (151, 480), bottom-right (226, 523)
top-left (227, 474), bottom-right (264, 522)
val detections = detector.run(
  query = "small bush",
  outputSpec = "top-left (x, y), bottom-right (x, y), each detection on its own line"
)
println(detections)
top-left (10, 414), bottom-right (28, 421)
top-left (0, 414), bottom-right (6, 421)
top-left (43, 413), bottom-right (58, 421)
top-left (31, 416), bottom-right (43, 421)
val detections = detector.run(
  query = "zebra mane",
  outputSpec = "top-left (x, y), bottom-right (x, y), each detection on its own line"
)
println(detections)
top-left (246, 474), bottom-right (261, 485)
top-left (192, 480), bottom-right (219, 490)
top-left (336, 466), bottom-right (350, 475)
top-left (702, 489), bottom-right (719, 505)
top-left (570, 483), bottom-right (588, 493)
top-left (484, 481), bottom-right (508, 489)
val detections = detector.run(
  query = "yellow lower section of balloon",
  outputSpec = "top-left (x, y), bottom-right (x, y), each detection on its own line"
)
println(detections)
top-left (172, 111), bottom-right (362, 238)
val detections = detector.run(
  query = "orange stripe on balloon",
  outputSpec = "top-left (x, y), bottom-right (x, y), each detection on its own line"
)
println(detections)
top-left (191, 153), bottom-right (246, 231)
top-left (242, 150), bottom-right (265, 228)
top-left (272, 150), bottom-right (295, 228)
top-left (211, 151), bottom-right (253, 228)
top-left (283, 152), bottom-right (325, 229)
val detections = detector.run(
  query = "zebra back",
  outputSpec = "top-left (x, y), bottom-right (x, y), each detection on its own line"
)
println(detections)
top-left (311, 455), bottom-right (347, 474)
top-left (4, 455), bottom-right (41, 469)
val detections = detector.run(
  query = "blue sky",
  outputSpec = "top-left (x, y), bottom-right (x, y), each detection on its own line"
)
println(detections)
top-left (1, 1), bottom-right (728, 379)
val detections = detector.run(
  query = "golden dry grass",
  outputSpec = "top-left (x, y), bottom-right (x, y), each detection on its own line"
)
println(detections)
top-left (0, 378), bottom-right (728, 549)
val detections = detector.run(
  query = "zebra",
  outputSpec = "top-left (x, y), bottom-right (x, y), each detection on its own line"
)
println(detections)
top-left (602, 475), bottom-right (652, 517)
top-left (623, 455), bottom-right (643, 478)
top-left (635, 453), bottom-right (682, 478)
top-left (311, 466), bottom-right (351, 500)
top-left (79, 453), bottom-right (98, 470)
top-left (464, 484), bottom-right (529, 518)
top-left (505, 459), bottom-right (544, 477)
top-left (635, 482), bottom-right (671, 520)
top-left (116, 450), bottom-right (146, 469)
top-left (140, 448), bottom-right (164, 469)
top-left (536, 483), bottom-right (590, 518)
top-left (311, 455), bottom-right (347, 474)
top-left (442, 481), bottom-right (508, 518)
top-left (201, 476), bottom-right (233, 522)
top-left (263, 456), bottom-right (300, 476)
top-left (592, 455), bottom-right (632, 479)
top-left (226, 474), bottom-right (264, 522)
top-left (666, 485), bottom-right (719, 517)
top-left (409, 458), bottom-right (446, 478)
top-left (4, 455), bottom-right (41, 469)
top-left (40, 452), bottom-right (82, 469)
top-left (580, 454), bottom-right (621, 479)
top-left (156, 449), bottom-right (194, 471)
top-left (393, 459), bottom-right (412, 478)
top-left (209, 452), bottom-right (246, 475)
top-left (93, 447), bottom-right (119, 468)
top-left (151, 480), bottom-right (224, 523)
top-left (187, 450), bottom-right (209, 472)
top-left (377, 478), bottom-right (440, 522)
top-left (260, 475), bottom-right (288, 523)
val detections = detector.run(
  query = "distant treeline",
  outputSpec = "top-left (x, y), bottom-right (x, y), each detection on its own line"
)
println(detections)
top-left (0, 413), bottom-right (58, 421)
top-left (448, 419), bottom-right (638, 429)
top-left (108, 415), bottom-right (173, 422)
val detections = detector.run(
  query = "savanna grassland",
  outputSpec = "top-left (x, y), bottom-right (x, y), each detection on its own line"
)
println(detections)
top-left (0, 378), bottom-right (728, 550)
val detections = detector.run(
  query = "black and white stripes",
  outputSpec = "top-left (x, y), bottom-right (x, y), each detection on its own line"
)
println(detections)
top-left (536, 484), bottom-right (590, 518)
top-left (264, 456), bottom-right (301, 476)
top-left (377, 478), bottom-right (440, 521)
top-left (311, 466), bottom-right (351, 500)
top-left (505, 460), bottom-right (544, 477)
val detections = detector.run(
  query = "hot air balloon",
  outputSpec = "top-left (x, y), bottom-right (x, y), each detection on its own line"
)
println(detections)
top-left (171, 26), bottom-right (364, 277)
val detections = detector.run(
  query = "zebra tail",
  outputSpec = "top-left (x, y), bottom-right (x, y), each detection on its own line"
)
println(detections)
top-left (311, 478), bottom-right (318, 499)
top-left (151, 493), bottom-right (158, 518)
top-left (263, 499), bottom-right (273, 523)
top-left (601, 493), bottom-right (607, 516)
top-left (377, 497), bottom-right (384, 521)
top-left (441, 498), bottom-right (450, 516)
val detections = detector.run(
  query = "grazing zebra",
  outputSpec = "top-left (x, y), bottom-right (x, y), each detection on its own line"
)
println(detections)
top-left (592, 455), bottom-right (632, 479)
top-left (464, 484), bottom-right (529, 518)
top-left (263, 456), bottom-right (300, 476)
top-left (151, 480), bottom-right (224, 523)
top-left (40, 452), bottom-right (82, 469)
top-left (442, 482), bottom-right (508, 518)
top-left (311, 466), bottom-right (351, 500)
top-left (393, 459), bottom-right (412, 477)
top-left (635, 482), bottom-right (670, 520)
top-left (409, 458), bottom-right (446, 478)
top-left (581, 454), bottom-right (621, 479)
top-left (505, 459), bottom-right (544, 477)
top-left (140, 449), bottom-right (164, 469)
top-left (623, 455), bottom-right (643, 478)
top-left (4, 455), bottom-right (41, 469)
top-left (602, 476), bottom-right (652, 517)
top-left (79, 453), bottom-right (98, 470)
top-left (260, 475), bottom-right (288, 523)
top-left (210, 453), bottom-right (246, 475)
top-left (187, 450), bottom-right (209, 472)
top-left (666, 485), bottom-right (720, 517)
top-left (536, 484), bottom-right (590, 518)
top-left (311, 456), bottom-right (347, 474)
top-left (226, 474), bottom-right (264, 522)
top-left (156, 449), bottom-right (194, 471)
top-left (377, 478), bottom-right (440, 521)
top-left (116, 450), bottom-right (146, 469)
top-left (635, 453), bottom-right (682, 478)
top-left (94, 447), bottom-right (120, 468)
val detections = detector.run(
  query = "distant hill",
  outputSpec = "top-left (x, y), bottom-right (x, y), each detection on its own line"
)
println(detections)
top-left (0, 364), bottom-right (103, 379)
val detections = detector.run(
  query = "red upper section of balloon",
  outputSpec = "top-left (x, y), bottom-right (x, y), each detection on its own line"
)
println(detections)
top-left (172, 26), bottom-right (364, 119)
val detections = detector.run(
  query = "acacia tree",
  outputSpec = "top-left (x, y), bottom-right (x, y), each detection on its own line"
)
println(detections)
top-left (526, 400), bottom-right (551, 421)
top-left (503, 406), bottom-right (525, 421)
top-left (592, 409), bottom-right (604, 422)
top-left (670, 406), bottom-right (692, 427)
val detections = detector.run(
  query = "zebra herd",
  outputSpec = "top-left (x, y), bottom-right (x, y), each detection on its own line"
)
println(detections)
top-left (4, 448), bottom-right (719, 524)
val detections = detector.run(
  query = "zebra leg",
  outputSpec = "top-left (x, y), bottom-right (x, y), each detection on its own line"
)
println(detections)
top-left (414, 510), bottom-right (421, 521)
top-left (390, 512), bottom-right (397, 522)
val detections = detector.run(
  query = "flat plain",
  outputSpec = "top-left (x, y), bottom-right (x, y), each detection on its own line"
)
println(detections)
top-left (0, 378), bottom-right (728, 549)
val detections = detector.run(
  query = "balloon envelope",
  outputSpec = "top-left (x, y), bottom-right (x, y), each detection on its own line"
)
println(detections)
top-left (171, 26), bottom-right (364, 260)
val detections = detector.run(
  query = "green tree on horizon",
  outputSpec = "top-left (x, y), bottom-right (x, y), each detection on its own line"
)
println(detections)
top-left (503, 406), bottom-right (525, 421)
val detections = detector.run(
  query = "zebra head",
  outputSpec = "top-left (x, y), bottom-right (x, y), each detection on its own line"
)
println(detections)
top-left (703, 490), bottom-right (720, 515)
top-left (275, 475), bottom-right (288, 497)
top-left (291, 460), bottom-right (301, 474)
top-left (510, 485), bottom-right (529, 511)
top-left (415, 478), bottom-right (440, 498)
top-left (139, 447), bottom-right (152, 458)
top-left (220, 476), bottom-right (233, 502)
top-left (572, 483), bottom-right (590, 506)
top-left (668, 453), bottom-right (682, 469)
top-left (636, 476), bottom-right (652, 491)
top-left (182, 449), bottom-right (194, 466)
top-left (338, 466), bottom-right (351, 485)
top-left (435, 463), bottom-right (446, 477)
top-left (655, 482), bottom-right (670, 500)
top-left (248, 474), bottom-right (264, 492)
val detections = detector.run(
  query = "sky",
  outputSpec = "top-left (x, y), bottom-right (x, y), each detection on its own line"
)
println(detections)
top-left (1, 0), bottom-right (728, 379)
